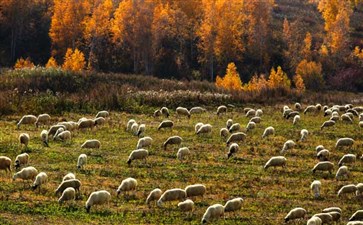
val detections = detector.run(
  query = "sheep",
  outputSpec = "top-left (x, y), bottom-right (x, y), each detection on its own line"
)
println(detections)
top-left (177, 147), bottom-right (190, 161)
top-left (306, 216), bottom-right (322, 225)
top-left (322, 207), bottom-right (342, 214)
top-left (316, 103), bottom-right (322, 110)
top-left (359, 121), bottom-right (363, 128)
top-left (250, 116), bottom-right (261, 124)
top-left (300, 129), bottom-right (308, 141)
top-left (190, 107), bottom-right (206, 114)
top-left (220, 128), bottom-right (229, 139)
top-left (312, 161), bottom-right (334, 174)
top-left (185, 184), bottom-right (206, 198)
top-left (13, 166), bottom-right (38, 182)
top-left (158, 120), bottom-right (174, 130)
top-left (264, 156), bottom-right (287, 170)
top-left (19, 133), bottom-right (30, 148)
top-left (40, 129), bottom-right (49, 147)
top-left (176, 107), bottom-right (190, 118)
top-left (55, 130), bottom-right (71, 141)
top-left (224, 197), bottom-right (243, 213)
top-left (255, 109), bottom-right (263, 116)
top-left (157, 188), bottom-right (186, 207)
top-left (280, 140), bottom-right (295, 154)
top-left (35, 114), bottom-right (51, 128)
top-left (335, 166), bottom-right (349, 180)
top-left (31, 172), bottom-right (48, 191)
top-left (349, 210), bottom-right (363, 221)
top-left (146, 188), bottom-right (162, 206)
top-left (324, 109), bottom-right (332, 117)
top-left (94, 117), bottom-right (106, 127)
top-left (310, 180), bottom-right (321, 199)
top-left (137, 124), bottom-right (146, 137)
top-left (245, 109), bottom-right (256, 117)
top-left (304, 105), bottom-right (317, 114)
top-left (62, 172), bottom-right (76, 181)
top-left (48, 124), bottom-right (66, 137)
top-left (328, 211), bottom-right (341, 222)
top-left (338, 154), bottom-right (356, 167)
top-left (354, 106), bottom-right (363, 112)
top-left (284, 207), bottom-right (307, 223)
top-left (313, 213), bottom-right (333, 224)
top-left (85, 190), bottom-right (111, 213)
top-left (77, 154), bottom-right (87, 170)
top-left (316, 145), bottom-right (325, 153)
top-left (244, 107), bottom-right (254, 113)
top-left (196, 124), bottom-right (212, 135)
top-left (342, 113), bottom-right (353, 123)
top-left (283, 108), bottom-right (293, 118)
top-left (226, 132), bottom-right (246, 146)
top-left (55, 179), bottom-right (81, 195)
top-left (0, 156), bottom-right (12, 174)
top-left (195, 122), bottom-right (204, 133)
top-left (217, 105), bottom-right (227, 116)
top-left (320, 120), bottom-right (335, 130)
top-left (160, 107), bottom-right (170, 117)
top-left (17, 115), bottom-right (37, 129)
top-left (330, 114), bottom-right (340, 122)
top-left (14, 153), bottom-right (29, 170)
top-left (356, 183), bottom-right (363, 196)
top-left (53, 127), bottom-right (65, 140)
top-left (317, 149), bottom-right (330, 161)
top-left (226, 119), bottom-right (233, 129)
top-left (131, 123), bottom-right (139, 135)
top-left (163, 136), bottom-right (183, 150)
top-left (295, 102), bottom-right (302, 111)
top-left (116, 177), bottom-right (137, 197)
top-left (227, 143), bottom-right (239, 159)
top-left (335, 137), bottom-right (354, 148)
top-left (58, 121), bottom-right (78, 131)
top-left (348, 221), bottom-right (363, 225)
top-left (229, 123), bottom-right (241, 133)
top-left (96, 110), bottom-right (109, 118)
top-left (58, 187), bottom-right (76, 204)
top-left (337, 184), bottom-right (357, 197)
top-left (246, 121), bottom-right (256, 132)
top-left (286, 111), bottom-right (299, 119)
top-left (78, 119), bottom-right (95, 130)
top-left (81, 139), bottom-right (101, 149)
top-left (136, 136), bottom-right (152, 149)
top-left (153, 109), bottom-right (162, 117)
top-left (126, 119), bottom-right (136, 132)
top-left (201, 204), bottom-right (225, 224)
top-left (262, 126), bottom-right (275, 138)
top-left (178, 199), bottom-right (194, 212)
top-left (127, 149), bottom-right (148, 165)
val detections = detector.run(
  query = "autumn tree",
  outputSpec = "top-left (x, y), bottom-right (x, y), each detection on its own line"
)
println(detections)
top-left (14, 57), bottom-right (35, 69)
top-left (268, 66), bottom-right (291, 90)
top-left (62, 48), bottom-right (86, 72)
top-left (295, 60), bottom-right (324, 90)
top-left (46, 57), bottom-right (58, 68)
top-left (293, 74), bottom-right (306, 93)
top-left (245, 74), bottom-right (269, 92)
top-left (215, 62), bottom-right (243, 91)
top-left (301, 32), bottom-right (312, 61)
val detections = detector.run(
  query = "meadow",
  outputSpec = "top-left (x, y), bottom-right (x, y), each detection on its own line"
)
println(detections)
top-left (0, 104), bottom-right (363, 225)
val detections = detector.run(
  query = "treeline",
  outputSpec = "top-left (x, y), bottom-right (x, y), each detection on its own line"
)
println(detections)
top-left (0, 0), bottom-right (363, 91)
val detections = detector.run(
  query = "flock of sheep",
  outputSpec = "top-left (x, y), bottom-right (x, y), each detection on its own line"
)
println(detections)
top-left (1, 103), bottom-right (363, 224)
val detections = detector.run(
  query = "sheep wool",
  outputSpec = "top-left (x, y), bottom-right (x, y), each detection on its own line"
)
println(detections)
top-left (85, 190), bottom-right (111, 213)
top-left (349, 210), bottom-right (363, 221)
top-left (262, 126), bottom-right (275, 138)
top-left (335, 138), bottom-right (354, 148)
top-left (127, 149), bottom-right (149, 165)
top-left (96, 110), bottom-right (109, 118)
top-left (312, 161), bottom-right (334, 174)
top-left (136, 137), bottom-right (152, 149)
top-left (196, 124), bottom-right (212, 135)
top-left (126, 119), bottom-right (136, 132)
top-left (220, 128), bottom-right (229, 139)
top-left (31, 172), bottom-right (48, 191)
top-left (146, 188), bottom-right (162, 205)
top-left (313, 213), bottom-right (333, 224)
top-left (137, 124), bottom-right (146, 137)
top-left (335, 166), bottom-right (349, 180)
top-left (310, 180), bottom-right (321, 199)
top-left (58, 187), bottom-right (76, 204)
top-left (35, 114), bottom-right (51, 128)
top-left (13, 166), bottom-right (38, 181)
top-left (293, 115), bottom-right (300, 125)
top-left (217, 105), bottom-right (227, 116)
top-left (190, 107), bottom-right (206, 114)
top-left (338, 184), bottom-right (357, 197)
top-left (226, 132), bottom-right (246, 146)
top-left (320, 120), bottom-right (335, 130)
top-left (195, 123), bottom-right (204, 133)
top-left (77, 154), bottom-right (87, 170)
top-left (201, 204), bottom-right (225, 224)
top-left (158, 120), bottom-right (174, 130)
top-left (224, 197), bottom-right (243, 212)
top-left (116, 177), bottom-right (137, 196)
top-left (55, 179), bottom-right (81, 195)
top-left (227, 143), bottom-right (239, 159)
top-left (157, 188), bottom-right (186, 207)
top-left (317, 150), bottom-right (330, 161)
top-left (62, 172), bottom-right (76, 182)
top-left (40, 129), bottom-right (49, 147)
top-left (280, 140), bottom-right (295, 154)
top-left (178, 199), bottom-right (194, 212)
top-left (0, 156), bottom-right (12, 173)
top-left (163, 136), bottom-right (183, 150)
top-left (226, 119), bottom-right (233, 129)
top-left (19, 133), bottom-right (30, 148)
top-left (17, 115), bottom-right (37, 129)
top-left (228, 123), bottom-right (241, 133)
top-left (14, 153), bottom-right (29, 170)
top-left (356, 183), bottom-right (363, 196)
top-left (177, 147), bottom-right (190, 161)
top-left (322, 207), bottom-right (342, 214)
top-left (307, 216), bottom-right (322, 225)
top-left (264, 156), bottom-right (287, 170)
top-left (185, 184), bottom-right (206, 198)
top-left (338, 154), bottom-right (356, 167)
top-left (284, 207), bottom-right (307, 223)
top-left (300, 129), bottom-right (308, 141)
top-left (81, 139), bottom-right (101, 149)
top-left (176, 107), bottom-right (190, 118)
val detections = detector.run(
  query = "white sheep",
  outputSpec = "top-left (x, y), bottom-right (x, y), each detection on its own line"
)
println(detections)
top-left (137, 137), bottom-right (152, 149)
top-left (14, 153), bottom-right (29, 170)
top-left (81, 139), bottom-right (101, 149)
top-left (286, 111), bottom-right (299, 119)
top-left (313, 213), bottom-right (333, 224)
top-left (264, 156), bottom-right (287, 170)
top-left (284, 207), bottom-right (307, 223)
top-left (58, 121), bottom-right (78, 131)
top-left (295, 103), bottom-right (302, 111)
top-left (359, 121), bottom-right (363, 128)
top-left (131, 123), bottom-right (139, 135)
top-left (304, 105), bottom-right (317, 114)
top-left (307, 216), bottom-right (322, 225)
top-left (0, 156), bottom-right (12, 174)
top-left (17, 115), bottom-right (37, 129)
top-left (96, 110), bottom-right (109, 118)
top-left (85, 190), bottom-right (111, 213)
top-left (347, 221), bottom-right (363, 225)
top-left (228, 123), bottom-right (241, 133)
top-left (185, 184), bottom-right (206, 198)
top-left (19, 133), bottom-right (30, 148)
top-left (13, 166), bottom-right (38, 183)
top-left (40, 129), bottom-right (49, 147)
top-left (328, 211), bottom-right (341, 222)
top-left (220, 128), bottom-right (229, 139)
top-left (77, 154), bottom-right (87, 170)
top-left (312, 161), bottom-right (334, 174)
top-left (176, 107), bottom-right (190, 118)
top-left (161, 107), bottom-right (170, 117)
top-left (53, 127), bottom-right (65, 140)
top-left (127, 149), bottom-right (149, 165)
top-left (226, 119), bottom-right (233, 129)
top-left (201, 203), bottom-right (225, 224)
top-left (245, 109), bottom-right (256, 117)
top-left (320, 120), bottom-right (335, 130)
top-left (195, 123), bottom-right (204, 133)
top-left (78, 119), bottom-right (95, 130)
top-left (94, 117), bottom-right (106, 127)
top-left (337, 184), bottom-right (357, 197)
top-left (158, 120), bottom-right (174, 130)
top-left (58, 187), bottom-right (76, 204)
top-left (154, 109), bottom-right (162, 117)
top-left (300, 129), bottom-right (308, 141)
top-left (137, 124), bottom-right (146, 137)
top-left (316, 145), bottom-right (325, 153)
top-left (190, 107), bottom-right (206, 114)
top-left (177, 199), bottom-right (194, 214)
top-left (217, 105), bottom-right (227, 116)
top-left (224, 197), bottom-right (243, 213)
top-left (349, 210), bottom-right (363, 221)
top-left (177, 147), bottom-right (190, 161)
top-left (48, 124), bottom-right (66, 137)
top-left (322, 207), bottom-right (342, 214)
top-left (250, 116), bottom-right (261, 124)
top-left (62, 172), bottom-right (76, 181)
top-left (338, 154), bottom-right (356, 167)
top-left (317, 149), bottom-right (330, 161)
top-left (336, 138), bottom-right (354, 148)
top-left (126, 119), bottom-right (136, 132)
top-left (196, 124), bottom-right (212, 135)
top-left (35, 114), bottom-right (51, 128)
top-left (335, 166), bottom-right (349, 180)
top-left (356, 183), bottom-right (363, 196)
top-left (55, 130), bottom-right (71, 141)
top-left (163, 136), bottom-right (183, 150)
top-left (146, 188), bottom-right (162, 206)
top-left (246, 121), bottom-right (256, 132)
top-left (116, 177), bottom-right (137, 197)
top-left (255, 109), bottom-right (263, 116)
top-left (310, 180), bottom-right (321, 199)
top-left (31, 172), bottom-right (48, 191)
top-left (293, 115), bottom-right (300, 125)
top-left (227, 143), bottom-right (239, 159)
top-left (55, 179), bottom-right (81, 195)
top-left (262, 126), bottom-right (275, 138)
top-left (280, 140), bottom-right (295, 154)
top-left (226, 132), bottom-right (246, 146)
top-left (157, 188), bottom-right (186, 207)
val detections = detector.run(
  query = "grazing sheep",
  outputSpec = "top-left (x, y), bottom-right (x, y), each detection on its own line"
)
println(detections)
top-left (224, 197), bottom-right (243, 213)
top-left (153, 109), bottom-right (162, 117)
top-left (217, 105), bottom-right (227, 116)
top-left (322, 207), bottom-right (342, 214)
top-left (131, 123), bottom-right (139, 135)
top-left (338, 154), bottom-right (356, 167)
top-left (58, 121), bottom-right (78, 131)
top-left (226, 132), bottom-right (246, 146)
top-left (250, 116), bottom-right (261, 124)
top-left (157, 188), bottom-right (186, 207)
top-left (13, 166), bottom-right (38, 182)
top-left (85, 190), bottom-right (111, 213)
top-left (19, 133), bottom-right (30, 148)
top-left (96, 110), bottom-right (109, 118)
top-left (116, 177), bottom-right (137, 197)
top-left (62, 172), bottom-right (76, 181)
top-left (321, 120), bottom-right (335, 130)
top-left (31, 172), bottom-right (48, 191)
top-left (292, 115), bottom-right (300, 125)
top-left (262, 126), bottom-right (275, 138)
top-left (177, 147), bottom-right (190, 161)
top-left (0, 156), bottom-right (12, 174)
top-left (317, 149), bottom-right (330, 161)
top-left (283, 108), bottom-right (293, 118)
top-left (356, 183), bottom-right (363, 196)
top-left (163, 136), bottom-right (183, 150)
top-left (35, 114), bottom-right (51, 128)
top-left (307, 216), bottom-right (322, 225)
top-left (316, 145), bottom-right (325, 153)
top-left (255, 109), bottom-right (263, 117)
top-left (185, 184), bottom-right (206, 198)
top-left (348, 221), bottom-right (363, 225)
top-left (77, 154), bottom-right (87, 170)
top-left (226, 119), bottom-right (233, 129)
top-left (286, 111), bottom-right (299, 120)
top-left (342, 114), bottom-right (353, 123)
top-left (127, 149), bottom-right (148, 165)
top-left (229, 123), bottom-right (241, 133)
top-left (284, 207), bottom-right (307, 223)
top-left (313, 213), bottom-right (333, 224)
top-left (312, 161), bottom-right (334, 174)
top-left (324, 109), bottom-right (332, 117)
top-left (335, 166), bottom-right (349, 180)
top-left (295, 103), bottom-right (302, 111)
top-left (310, 180), bottom-right (321, 199)
top-left (48, 125), bottom-right (66, 137)
top-left (17, 115), bottom-right (37, 129)
top-left (304, 105), bottom-right (317, 114)
top-left (335, 138), bottom-right (354, 148)
top-left (55, 130), bottom-right (71, 141)
top-left (330, 114), bottom-right (340, 122)
top-left (246, 121), bottom-right (256, 132)
top-left (244, 107), bottom-right (254, 113)
top-left (58, 187), bottom-right (76, 204)
top-left (280, 140), bottom-right (296, 154)
top-left (264, 156), bottom-right (287, 170)
top-left (126, 119), bottom-right (136, 132)
top-left (195, 123), bottom-right (204, 133)
top-left (14, 153), bottom-right (29, 170)
top-left (227, 143), bottom-right (239, 159)
top-left (359, 121), bottom-right (363, 128)
top-left (53, 127), bottom-right (65, 140)
top-left (40, 129), bottom-right (49, 147)
top-left (197, 124), bottom-right (212, 135)
top-left (158, 120), bottom-right (174, 130)
top-left (328, 211), bottom-right (341, 222)
top-left (300, 129), bottom-right (308, 141)
top-left (176, 107), bottom-right (190, 118)
top-left (81, 139), bottom-right (101, 149)
top-left (245, 109), bottom-right (256, 117)
top-left (201, 204), bottom-right (225, 224)
top-left (161, 107), bottom-right (170, 117)
top-left (137, 124), bottom-right (146, 137)
top-left (94, 117), bottom-right (106, 127)
top-left (349, 210), bottom-right (363, 221)
top-left (136, 137), bottom-right (152, 149)
top-left (337, 184), bottom-right (357, 197)
top-left (220, 128), bottom-right (229, 139)
top-left (178, 199), bottom-right (194, 212)
top-left (146, 188), bottom-right (162, 206)
top-left (78, 119), bottom-right (95, 130)
top-left (190, 107), bottom-right (206, 114)
top-left (55, 179), bottom-right (81, 195)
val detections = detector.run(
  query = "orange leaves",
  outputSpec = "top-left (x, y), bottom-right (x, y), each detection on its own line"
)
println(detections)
top-left (296, 60), bottom-right (323, 90)
top-left (245, 74), bottom-right (269, 92)
top-left (62, 48), bottom-right (85, 72)
top-left (14, 57), bottom-right (35, 69)
top-left (293, 74), bottom-right (306, 94)
top-left (353, 46), bottom-right (363, 60)
top-left (215, 62), bottom-right (243, 91)
top-left (268, 66), bottom-right (291, 90)
top-left (45, 57), bottom-right (58, 68)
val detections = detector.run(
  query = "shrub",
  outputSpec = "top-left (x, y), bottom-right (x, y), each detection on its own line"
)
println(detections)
top-left (295, 60), bottom-right (324, 90)
top-left (268, 66), bottom-right (291, 90)
top-left (14, 57), bottom-right (35, 69)
top-left (215, 62), bottom-right (243, 91)
top-left (45, 57), bottom-right (58, 68)
top-left (62, 48), bottom-right (86, 72)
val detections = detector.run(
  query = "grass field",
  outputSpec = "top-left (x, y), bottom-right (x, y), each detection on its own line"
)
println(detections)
top-left (0, 105), bottom-right (362, 224)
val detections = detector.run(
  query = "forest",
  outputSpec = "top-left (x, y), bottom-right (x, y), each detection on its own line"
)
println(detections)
top-left (0, 0), bottom-right (363, 92)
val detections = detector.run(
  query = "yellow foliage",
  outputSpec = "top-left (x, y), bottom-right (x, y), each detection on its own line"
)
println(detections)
top-left (45, 57), bottom-right (58, 68)
top-left (62, 48), bottom-right (86, 72)
top-left (296, 60), bottom-right (323, 90)
top-left (301, 32), bottom-right (312, 60)
top-left (245, 74), bottom-right (269, 92)
top-left (293, 74), bottom-right (306, 93)
top-left (353, 46), bottom-right (363, 59)
top-left (320, 44), bottom-right (329, 56)
top-left (215, 62), bottom-right (243, 91)
top-left (268, 66), bottom-right (291, 90)
top-left (14, 57), bottom-right (35, 69)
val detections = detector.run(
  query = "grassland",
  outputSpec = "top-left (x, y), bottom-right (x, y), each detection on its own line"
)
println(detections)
top-left (0, 105), bottom-right (362, 224)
